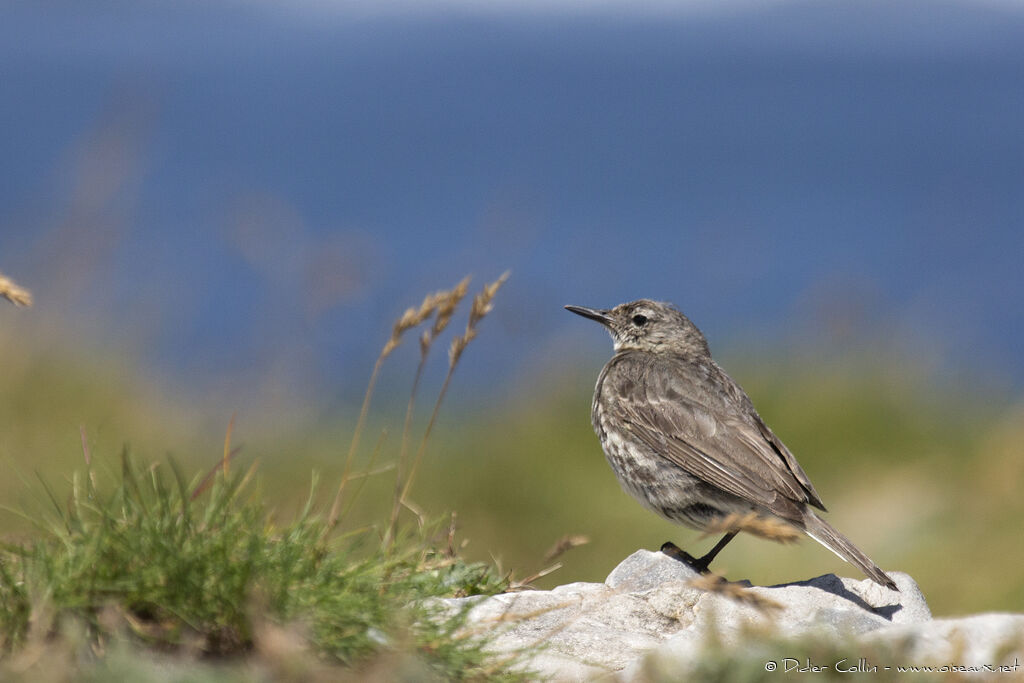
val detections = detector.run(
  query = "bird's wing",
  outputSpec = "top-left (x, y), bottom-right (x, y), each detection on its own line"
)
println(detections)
top-left (607, 354), bottom-right (823, 519)
top-left (753, 417), bottom-right (826, 510)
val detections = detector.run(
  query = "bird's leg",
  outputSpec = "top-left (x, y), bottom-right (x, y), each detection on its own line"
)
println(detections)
top-left (692, 531), bottom-right (737, 572)
top-left (661, 531), bottom-right (738, 574)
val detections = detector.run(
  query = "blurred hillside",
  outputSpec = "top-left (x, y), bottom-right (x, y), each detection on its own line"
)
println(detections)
top-left (1, 311), bottom-right (1021, 617)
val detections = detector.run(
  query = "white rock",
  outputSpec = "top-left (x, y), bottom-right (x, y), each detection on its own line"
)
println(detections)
top-left (443, 549), bottom-right (1021, 681)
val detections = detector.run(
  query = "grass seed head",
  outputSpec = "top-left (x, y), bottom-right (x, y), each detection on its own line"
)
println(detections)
top-left (431, 276), bottom-right (471, 337)
top-left (449, 271), bottom-right (508, 367)
top-left (700, 512), bottom-right (801, 544)
top-left (543, 534), bottom-right (590, 563)
top-left (688, 574), bottom-right (784, 614)
top-left (0, 271), bottom-right (32, 307)
top-left (382, 291), bottom-right (442, 358)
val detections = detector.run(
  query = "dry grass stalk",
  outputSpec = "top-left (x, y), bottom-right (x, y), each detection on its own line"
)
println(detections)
top-left (381, 290), bottom-right (446, 359)
top-left (329, 287), bottom-right (446, 527)
top-left (399, 272), bottom-right (510, 509)
top-left (448, 271), bottom-right (509, 368)
top-left (331, 429), bottom-right (390, 530)
top-left (457, 593), bottom-right (583, 673)
top-left (386, 277), bottom-right (473, 545)
top-left (444, 511), bottom-right (459, 557)
top-left (191, 446), bottom-right (244, 501)
top-left (508, 562), bottom-right (563, 590)
top-left (0, 271), bottom-right (32, 307)
top-left (80, 425), bottom-right (98, 491)
top-left (688, 573), bottom-right (783, 614)
top-left (222, 413), bottom-right (236, 475)
top-left (460, 596), bottom-right (577, 634)
top-left (543, 534), bottom-right (591, 563)
top-left (325, 272), bottom-right (507, 540)
top-left (79, 425), bottom-right (91, 467)
top-left (430, 276), bottom-right (471, 340)
top-left (700, 511), bottom-right (801, 544)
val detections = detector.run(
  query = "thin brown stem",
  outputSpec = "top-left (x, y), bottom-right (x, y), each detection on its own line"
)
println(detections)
top-left (222, 413), bottom-right (236, 475)
top-left (398, 363), bottom-right (456, 507)
top-left (386, 346), bottom-right (433, 544)
top-left (329, 351), bottom-right (387, 527)
top-left (397, 272), bottom-right (508, 510)
top-left (332, 428), bottom-right (390, 530)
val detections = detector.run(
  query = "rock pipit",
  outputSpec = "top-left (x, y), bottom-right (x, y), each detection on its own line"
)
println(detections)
top-left (566, 299), bottom-right (897, 590)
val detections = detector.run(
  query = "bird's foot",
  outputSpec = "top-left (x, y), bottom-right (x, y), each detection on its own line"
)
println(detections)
top-left (661, 530), bottom-right (738, 574)
top-left (660, 541), bottom-right (713, 574)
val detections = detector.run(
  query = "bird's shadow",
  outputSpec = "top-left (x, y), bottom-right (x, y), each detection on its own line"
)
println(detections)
top-left (772, 574), bottom-right (904, 621)
top-left (660, 544), bottom-right (903, 621)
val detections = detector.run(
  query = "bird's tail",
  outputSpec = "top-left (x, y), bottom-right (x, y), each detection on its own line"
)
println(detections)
top-left (802, 511), bottom-right (898, 591)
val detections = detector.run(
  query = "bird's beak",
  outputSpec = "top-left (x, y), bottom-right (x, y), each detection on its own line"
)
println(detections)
top-left (565, 305), bottom-right (613, 327)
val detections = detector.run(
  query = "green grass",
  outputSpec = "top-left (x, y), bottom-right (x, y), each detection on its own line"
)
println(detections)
top-left (0, 275), bottom-right (531, 681)
top-left (0, 449), bottom-right (522, 681)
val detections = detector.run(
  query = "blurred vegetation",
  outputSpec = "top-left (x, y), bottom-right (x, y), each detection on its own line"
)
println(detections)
top-left (418, 361), bottom-right (1024, 617)
top-left (0, 277), bottom-right (536, 681)
top-left (638, 626), bottom-right (935, 682)
top-left (1, 303), bottom-right (1022, 629)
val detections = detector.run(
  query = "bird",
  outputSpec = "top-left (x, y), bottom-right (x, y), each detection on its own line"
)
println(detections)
top-left (565, 299), bottom-right (898, 590)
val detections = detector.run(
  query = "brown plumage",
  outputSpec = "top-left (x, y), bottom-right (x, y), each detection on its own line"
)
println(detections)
top-left (566, 299), bottom-right (897, 591)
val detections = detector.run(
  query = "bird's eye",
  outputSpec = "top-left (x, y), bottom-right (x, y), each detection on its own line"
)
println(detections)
top-left (632, 314), bottom-right (648, 326)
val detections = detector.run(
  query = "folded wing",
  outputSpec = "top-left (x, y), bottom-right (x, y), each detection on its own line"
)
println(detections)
top-left (608, 353), bottom-right (825, 523)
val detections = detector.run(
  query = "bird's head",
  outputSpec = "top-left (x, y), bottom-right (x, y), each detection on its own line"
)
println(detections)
top-left (565, 299), bottom-right (710, 356)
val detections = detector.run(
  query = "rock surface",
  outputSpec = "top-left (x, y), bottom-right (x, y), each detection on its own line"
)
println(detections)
top-left (443, 550), bottom-right (1024, 681)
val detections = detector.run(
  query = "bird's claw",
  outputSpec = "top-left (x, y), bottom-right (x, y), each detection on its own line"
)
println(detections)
top-left (660, 541), bottom-right (712, 574)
